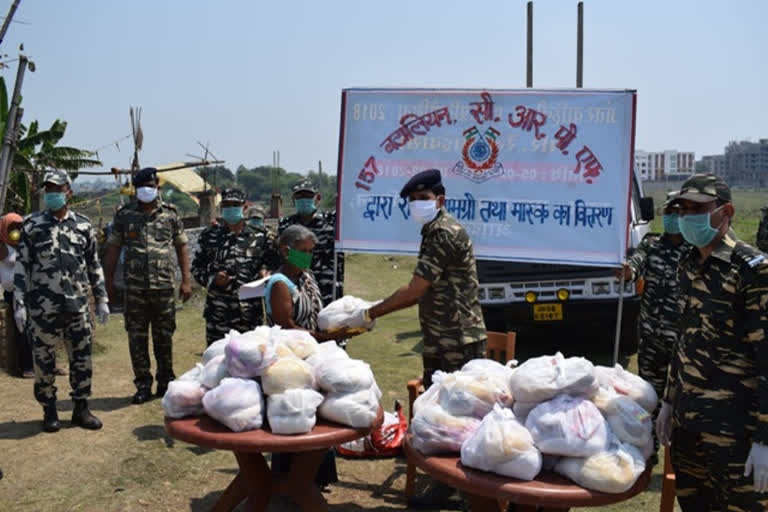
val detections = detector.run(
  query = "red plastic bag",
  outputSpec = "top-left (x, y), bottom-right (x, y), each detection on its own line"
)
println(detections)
top-left (337, 401), bottom-right (407, 458)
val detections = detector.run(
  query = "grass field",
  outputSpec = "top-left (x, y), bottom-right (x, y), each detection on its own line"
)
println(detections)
top-left (2, 187), bottom-right (767, 511)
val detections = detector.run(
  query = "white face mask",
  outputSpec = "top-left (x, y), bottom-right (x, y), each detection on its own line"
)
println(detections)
top-left (136, 186), bottom-right (158, 203)
top-left (409, 200), bottom-right (439, 225)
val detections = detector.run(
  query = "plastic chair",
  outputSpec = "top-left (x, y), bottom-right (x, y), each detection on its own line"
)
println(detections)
top-left (405, 330), bottom-right (517, 502)
top-left (660, 445), bottom-right (676, 512)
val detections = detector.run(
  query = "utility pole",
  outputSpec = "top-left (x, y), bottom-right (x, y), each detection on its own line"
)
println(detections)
top-left (526, 1), bottom-right (533, 88)
top-left (0, 54), bottom-right (28, 210)
top-left (0, 0), bottom-right (22, 47)
top-left (577, 1), bottom-right (584, 88)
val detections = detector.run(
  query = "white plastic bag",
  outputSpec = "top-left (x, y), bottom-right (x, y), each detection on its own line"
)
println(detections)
top-left (202, 331), bottom-right (236, 365)
top-left (594, 364), bottom-right (658, 413)
top-left (315, 358), bottom-right (375, 393)
top-left (162, 379), bottom-right (206, 418)
top-left (510, 353), bottom-right (598, 403)
top-left (267, 389), bottom-right (325, 435)
top-left (318, 386), bottom-right (380, 428)
top-left (261, 357), bottom-right (316, 395)
top-left (202, 377), bottom-right (264, 432)
top-left (225, 329), bottom-right (278, 378)
top-left (554, 434), bottom-right (646, 493)
top-left (317, 295), bottom-right (376, 331)
top-left (438, 371), bottom-right (513, 419)
top-left (410, 404), bottom-right (481, 455)
top-left (525, 394), bottom-right (609, 457)
top-left (512, 400), bottom-right (538, 423)
top-left (461, 358), bottom-right (515, 383)
top-left (305, 341), bottom-right (349, 367)
top-left (199, 354), bottom-right (229, 389)
top-left (460, 405), bottom-right (542, 481)
top-left (270, 329), bottom-right (319, 359)
top-left (178, 363), bottom-right (204, 383)
top-left (412, 371), bottom-right (446, 417)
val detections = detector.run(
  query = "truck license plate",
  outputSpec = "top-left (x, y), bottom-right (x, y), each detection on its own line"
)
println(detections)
top-left (533, 303), bottom-right (563, 321)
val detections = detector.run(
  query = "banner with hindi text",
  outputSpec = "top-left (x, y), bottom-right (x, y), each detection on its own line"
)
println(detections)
top-left (336, 88), bottom-right (636, 266)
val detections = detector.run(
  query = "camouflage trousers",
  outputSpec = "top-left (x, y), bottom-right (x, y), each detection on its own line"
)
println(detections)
top-left (638, 316), bottom-right (676, 451)
top-left (671, 428), bottom-right (768, 511)
top-left (124, 288), bottom-right (176, 391)
top-left (204, 291), bottom-right (265, 346)
top-left (422, 339), bottom-right (487, 388)
top-left (29, 312), bottom-right (93, 405)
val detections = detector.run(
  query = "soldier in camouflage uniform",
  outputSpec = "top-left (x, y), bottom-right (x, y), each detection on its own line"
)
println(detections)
top-left (617, 191), bottom-right (691, 403)
top-left (192, 189), bottom-right (280, 345)
top-left (14, 169), bottom-right (110, 432)
top-left (656, 174), bottom-right (768, 511)
top-left (278, 179), bottom-right (343, 306)
top-left (756, 205), bottom-right (768, 252)
top-left (103, 168), bottom-right (192, 404)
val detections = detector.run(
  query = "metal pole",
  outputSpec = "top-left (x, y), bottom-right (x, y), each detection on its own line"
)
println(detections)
top-left (0, 0), bottom-right (22, 48)
top-left (613, 273), bottom-right (625, 365)
top-left (577, 1), bottom-right (583, 88)
top-left (0, 54), bottom-right (27, 210)
top-left (526, 1), bottom-right (533, 88)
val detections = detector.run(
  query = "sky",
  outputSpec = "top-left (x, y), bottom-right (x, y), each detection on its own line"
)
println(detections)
top-left (1, 0), bottom-right (765, 179)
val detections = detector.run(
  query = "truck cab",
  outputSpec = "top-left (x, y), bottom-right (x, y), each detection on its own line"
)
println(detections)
top-left (477, 173), bottom-right (654, 350)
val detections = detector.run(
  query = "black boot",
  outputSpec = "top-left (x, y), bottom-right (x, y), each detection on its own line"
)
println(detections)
top-left (42, 404), bottom-right (60, 433)
top-left (72, 400), bottom-right (102, 430)
top-left (132, 388), bottom-right (151, 404)
top-left (155, 382), bottom-right (168, 398)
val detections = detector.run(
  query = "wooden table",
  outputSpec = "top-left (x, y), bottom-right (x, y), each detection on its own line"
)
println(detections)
top-left (165, 410), bottom-right (382, 512)
top-left (404, 436), bottom-right (652, 512)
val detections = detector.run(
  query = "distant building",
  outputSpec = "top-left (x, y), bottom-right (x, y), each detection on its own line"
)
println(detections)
top-left (724, 139), bottom-right (768, 187)
top-left (634, 149), bottom-right (695, 181)
top-left (700, 154), bottom-right (727, 176)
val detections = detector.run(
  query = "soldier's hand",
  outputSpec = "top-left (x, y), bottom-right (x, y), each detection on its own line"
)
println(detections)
top-left (179, 280), bottom-right (192, 303)
top-left (744, 442), bottom-right (768, 493)
top-left (613, 262), bottom-right (632, 281)
top-left (655, 401), bottom-right (673, 447)
top-left (13, 305), bottom-right (26, 332)
top-left (213, 271), bottom-right (232, 288)
top-left (258, 268), bottom-right (271, 279)
top-left (96, 302), bottom-right (110, 324)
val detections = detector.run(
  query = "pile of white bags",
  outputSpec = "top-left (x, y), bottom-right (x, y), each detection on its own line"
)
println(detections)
top-left (461, 405), bottom-right (542, 481)
top-left (162, 325), bottom-right (381, 434)
top-left (510, 352), bottom-right (598, 403)
top-left (554, 434), bottom-right (646, 493)
top-left (410, 403), bottom-right (481, 455)
top-left (317, 295), bottom-right (377, 331)
top-left (438, 371), bottom-right (513, 418)
top-left (594, 364), bottom-right (658, 413)
top-left (202, 378), bottom-right (264, 432)
top-left (525, 395), bottom-right (609, 457)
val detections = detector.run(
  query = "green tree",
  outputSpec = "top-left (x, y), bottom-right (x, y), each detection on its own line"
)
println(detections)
top-left (196, 165), bottom-right (234, 189)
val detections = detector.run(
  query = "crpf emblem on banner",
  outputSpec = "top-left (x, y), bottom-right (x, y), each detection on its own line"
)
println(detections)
top-left (451, 125), bottom-right (504, 183)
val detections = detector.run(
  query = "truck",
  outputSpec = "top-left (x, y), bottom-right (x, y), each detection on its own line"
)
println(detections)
top-left (477, 172), bottom-right (655, 350)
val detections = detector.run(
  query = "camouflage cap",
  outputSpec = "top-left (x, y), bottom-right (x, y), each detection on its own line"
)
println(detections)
top-left (292, 178), bottom-right (317, 194)
top-left (245, 204), bottom-right (265, 219)
top-left (221, 187), bottom-right (246, 204)
top-left (678, 173), bottom-right (731, 203)
top-left (42, 169), bottom-right (72, 186)
top-left (663, 190), bottom-right (681, 208)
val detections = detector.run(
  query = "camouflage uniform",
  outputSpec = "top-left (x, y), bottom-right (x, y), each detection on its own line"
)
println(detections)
top-left (664, 232), bottom-right (768, 511)
top-left (192, 221), bottom-right (280, 345)
top-left (108, 200), bottom-right (188, 392)
top-left (278, 210), bottom-right (343, 306)
top-left (756, 206), bottom-right (768, 252)
top-left (413, 208), bottom-right (487, 387)
top-left (626, 233), bottom-right (690, 399)
top-left (14, 208), bottom-right (108, 405)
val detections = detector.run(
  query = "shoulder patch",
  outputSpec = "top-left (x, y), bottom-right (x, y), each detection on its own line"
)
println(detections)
top-left (733, 242), bottom-right (767, 269)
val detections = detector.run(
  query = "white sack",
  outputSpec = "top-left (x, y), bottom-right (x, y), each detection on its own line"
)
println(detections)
top-left (438, 371), bottom-right (513, 419)
top-left (512, 400), bottom-right (539, 422)
top-left (162, 379), bottom-right (206, 418)
top-left (225, 329), bottom-right (278, 378)
top-left (410, 404), bottom-right (481, 455)
top-left (460, 405), bottom-right (542, 481)
top-left (202, 377), bottom-right (264, 432)
top-left (594, 364), bottom-right (658, 413)
top-left (200, 354), bottom-right (229, 389)
top-left (267, 389), bottom-right (325, 435)
top-left (261, 357), bottom-right (316, 395)
top-left (412, 371), bottom-right (446, 417)
top-left (554, 435), bottom-right (646, 494)
top-left (203, 331), bottom-right (236, 365)
top-left (510, 352), bottom-right (598, 403)
top-left (317, 295), bottom-right (376, 331)
top-left (305, 341), bottom-right (349, 367)
top-left (525, 394), bottom-right (609, 457)
top-left (318, 386), bottom-right (380, 428)
top-left (315, 358), bottom-right (375, 393)
top-left (461, 358), bottom-right (515, 383)
top-left (178, 363), bottom-right (204, 383)
top-left (270, 329), bottom-right (319, 359)
top-left (600, 394), bottom-right (652, 447)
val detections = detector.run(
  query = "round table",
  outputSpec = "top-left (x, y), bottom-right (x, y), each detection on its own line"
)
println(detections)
top-left (404, 436), bottom-right (652, 512)
top-left (165, 410), bottom-right (382, 512)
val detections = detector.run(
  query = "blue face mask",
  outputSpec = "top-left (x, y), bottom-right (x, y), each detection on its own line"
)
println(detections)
top-left (248, 218), bottom-right (264, 228)
top-left (295, 198), bottom-right (316, 215)
top-left (221, 206), bottom-right (244, 225)
top-left (44, 192), bottom-right (67, 211)
top-left (679, 206), bottom-right (723, 247)
top-left (662, 213), bottom-right (680, 234)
